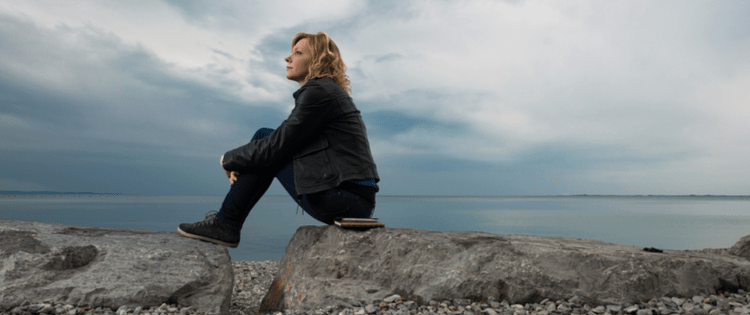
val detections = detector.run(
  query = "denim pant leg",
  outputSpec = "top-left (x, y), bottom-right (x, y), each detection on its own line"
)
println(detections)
top-left (275, 162), bottom-right (375, 225)
top-left (216, 128), bottom-right (277, 228)
top-left (220, 127), bottom-right (375, 227)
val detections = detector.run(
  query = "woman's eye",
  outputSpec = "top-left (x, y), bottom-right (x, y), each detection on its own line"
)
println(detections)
top-left (296, 51), bottom-right (301, 55)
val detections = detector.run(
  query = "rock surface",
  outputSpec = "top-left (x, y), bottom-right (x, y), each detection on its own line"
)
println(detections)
top-left (260, 225), bottom-right (750, 312)
top-left (0, 220), bottom-right (233, 314)
top-left (730, 234), bottom-right (750, 260)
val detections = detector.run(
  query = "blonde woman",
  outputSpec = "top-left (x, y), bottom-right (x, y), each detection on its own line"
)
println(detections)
top-left (178, 32), bottom-right (380, 248)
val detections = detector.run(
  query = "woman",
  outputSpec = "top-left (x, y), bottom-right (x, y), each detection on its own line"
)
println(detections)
top-left (178, 32), bottom-right (380, 248)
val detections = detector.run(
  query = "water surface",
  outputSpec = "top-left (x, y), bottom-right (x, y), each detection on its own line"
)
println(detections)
top-left (2, 194), bottom-right (748, 261)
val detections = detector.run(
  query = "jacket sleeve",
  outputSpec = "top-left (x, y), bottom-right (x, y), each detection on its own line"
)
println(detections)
top-left (221, 82), bottom-right (336, 172)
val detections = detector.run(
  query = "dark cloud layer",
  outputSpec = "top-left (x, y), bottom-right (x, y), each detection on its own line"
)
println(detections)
top-left (0, 13), bottom-right (290, 195)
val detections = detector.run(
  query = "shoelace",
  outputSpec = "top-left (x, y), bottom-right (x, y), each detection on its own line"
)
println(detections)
top-left (194, 210), bottom-right (219, 226)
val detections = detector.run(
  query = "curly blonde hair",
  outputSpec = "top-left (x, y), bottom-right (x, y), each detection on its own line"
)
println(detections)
top-left (292, 31), bottom-right (352, 95)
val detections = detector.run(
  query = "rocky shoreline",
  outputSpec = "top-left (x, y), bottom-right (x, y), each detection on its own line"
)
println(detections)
top-left (5, 260), bottom-right (750, 315)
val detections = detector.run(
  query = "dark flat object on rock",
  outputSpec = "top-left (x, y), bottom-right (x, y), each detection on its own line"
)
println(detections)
top-left (643, 246), bottom-right (664, 253)
top-left (334, 217), bottom-right (385, 230)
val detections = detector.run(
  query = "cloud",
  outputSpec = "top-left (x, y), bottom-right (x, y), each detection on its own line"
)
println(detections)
top-left (374, 53), bottom-right (402, 63)
top-left (344, 1), bottom-right (747, 165)
top-left (0, 10), bottom-right (294, 150)
top-left (1, 1), bottom-right (749, 195)
top-left (0, 113), bottom-right (32, 130)
top-left (0, 11), bottom-right (295, 194)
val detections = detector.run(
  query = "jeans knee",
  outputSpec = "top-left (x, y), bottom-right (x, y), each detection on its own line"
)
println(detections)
top-left (252, 127), bottom-right (274, 141)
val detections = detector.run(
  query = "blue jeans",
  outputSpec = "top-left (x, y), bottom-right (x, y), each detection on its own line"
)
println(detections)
top-left (217, 128), bottom-right (375, 227)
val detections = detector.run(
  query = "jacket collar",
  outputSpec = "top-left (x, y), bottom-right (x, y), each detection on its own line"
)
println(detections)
top-left (293, 77), bottom-right (333, 99)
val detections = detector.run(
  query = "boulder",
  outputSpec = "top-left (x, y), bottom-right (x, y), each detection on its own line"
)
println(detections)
top-left (260, 226), bottom-right (750, 312)
top-left (0, 220), bottom-right (233, 314)
top-left (730, 235), bottom-right (750, 259)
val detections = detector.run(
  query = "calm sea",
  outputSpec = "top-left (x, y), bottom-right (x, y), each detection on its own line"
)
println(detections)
top-left (1, 194), bottom-right (749, 262)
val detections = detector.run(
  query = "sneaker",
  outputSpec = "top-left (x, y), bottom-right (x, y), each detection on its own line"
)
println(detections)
top-left (177, 210), bottom-right (240, 248)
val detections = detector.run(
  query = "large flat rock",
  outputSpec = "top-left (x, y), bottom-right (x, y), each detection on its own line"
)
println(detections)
top-left (260, 225), bottom-right (750, 312)
top-left (0, 220), bottom-right (233, 314)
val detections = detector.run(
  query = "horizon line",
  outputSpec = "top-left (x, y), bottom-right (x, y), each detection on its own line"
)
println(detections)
top-left (1, 190), bottom-right (749, 198)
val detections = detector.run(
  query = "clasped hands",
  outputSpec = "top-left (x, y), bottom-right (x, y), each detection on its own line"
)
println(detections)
top-left (221, 155), bottom-right (239, 186)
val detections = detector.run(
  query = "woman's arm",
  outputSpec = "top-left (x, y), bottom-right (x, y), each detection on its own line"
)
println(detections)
top-left (222, 81), bottom-right (336, 173)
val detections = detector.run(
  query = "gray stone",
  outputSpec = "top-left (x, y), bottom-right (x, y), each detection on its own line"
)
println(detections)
top-left (730, 235), bottom-right (750, 260)
top-left (0, 220), bottom-right (233, 314)
top-left (404, 301), bottom-right (417, 310)
top-left (625, 305), bottom-right (639, 313)
top-left (40, 304), bottom-right (55, 314)
top-left (258, 226), bottom-right (750, 311)
top-left (365, 304), bottom-right (377, 314)
top-left (455, 299), bottom-right (471, 306)
top-left (608, 305), bottom-right (622, 312)
top-left (383, 295), bottom-right (401, 303)
top-left (694, 296), bottom-right (706, 304)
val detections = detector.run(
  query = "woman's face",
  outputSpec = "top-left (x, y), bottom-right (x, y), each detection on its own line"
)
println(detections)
top-left (285, 38), bottom-right (313, 86)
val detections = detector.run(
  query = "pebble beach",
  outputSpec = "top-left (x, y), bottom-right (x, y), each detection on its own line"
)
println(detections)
top-left (4, 260), bottom-right (750, 315)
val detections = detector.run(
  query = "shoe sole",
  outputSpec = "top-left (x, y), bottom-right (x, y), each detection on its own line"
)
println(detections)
top-left (177, 227), bottom-right (239, 248)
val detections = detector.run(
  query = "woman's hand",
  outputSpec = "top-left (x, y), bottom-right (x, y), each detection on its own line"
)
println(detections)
top-left (221, 155), bottom-right (239, 186)
top-left (228, 171), bottom-right (239, 186)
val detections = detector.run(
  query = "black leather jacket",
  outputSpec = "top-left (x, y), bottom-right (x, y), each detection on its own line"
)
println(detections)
top-left (222, 77), bottom-right (380, 196)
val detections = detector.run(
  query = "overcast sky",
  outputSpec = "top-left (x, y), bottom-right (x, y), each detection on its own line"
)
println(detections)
top-left (1, 1), bottom-right (748, 196)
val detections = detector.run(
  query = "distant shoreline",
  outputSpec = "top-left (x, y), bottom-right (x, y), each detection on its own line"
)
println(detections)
top-left (0, 190), bottom-right (123, 196)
